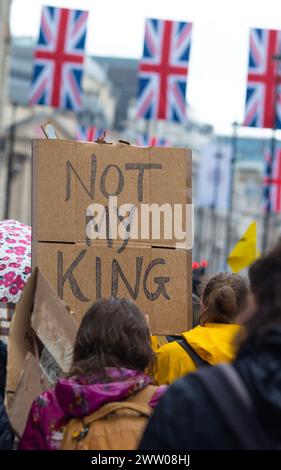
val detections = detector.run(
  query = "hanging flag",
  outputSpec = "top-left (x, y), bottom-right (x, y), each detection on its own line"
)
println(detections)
top-left (244, 28), bottom-right (281, 129)
top-left (30, 6), bottom-right (88, 111)
top-left (136, 18), bottom-right (193, 123)
top-left (197, 143), bottom-right (232, 211)
top-left (136, 135), bottom-right (171, 146)
top-left (76, 126), bottom-right (106, 142)
top-left (227, 222), bottom-right (259, 272)
top-left (263, 148), bottom-right (281, 213)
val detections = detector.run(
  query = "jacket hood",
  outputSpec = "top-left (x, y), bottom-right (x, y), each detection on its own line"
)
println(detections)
top-left (182, 323), bottom-right (241, 365)
top-left (55, 368), bottom-right (151, 418)
top-left (235, 327), bottom-right (281, 440)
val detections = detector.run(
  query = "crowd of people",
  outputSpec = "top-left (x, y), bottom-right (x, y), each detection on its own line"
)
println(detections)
top-left (1, 242), bottom-right (281, 450)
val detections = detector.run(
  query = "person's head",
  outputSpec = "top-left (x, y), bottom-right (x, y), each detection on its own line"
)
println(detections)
top-left (199, 272), bottom-right (250, 326)
top-left (239, 242), bottom-right (281, 346)
top-left (70, 297), bottom-right (153, 377)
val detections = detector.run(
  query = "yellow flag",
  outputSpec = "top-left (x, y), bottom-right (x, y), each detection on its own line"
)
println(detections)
top-left (227, 222), bottom-right (259, 273)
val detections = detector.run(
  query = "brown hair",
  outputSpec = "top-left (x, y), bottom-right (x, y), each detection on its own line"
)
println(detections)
top-left (70, 297), bottom-right (154, 377)
top-left (199, 272), bottom-right (249, 326)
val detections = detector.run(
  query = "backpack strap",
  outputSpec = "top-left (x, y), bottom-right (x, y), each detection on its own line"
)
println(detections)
top-left (83, 401), bottom-right (152, 425)
top-left (70, 401), bottom-right (152, 444)
top-left (176, 337), bottom-right (210, 368)
top-left (195, 363), bottom-right (275, 449)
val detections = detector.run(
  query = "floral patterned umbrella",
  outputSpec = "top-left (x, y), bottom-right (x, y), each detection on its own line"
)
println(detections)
top-left (0, 219), bottom-right (32, 303)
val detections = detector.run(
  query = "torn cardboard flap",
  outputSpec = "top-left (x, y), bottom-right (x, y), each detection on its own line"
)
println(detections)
top-left (8, 352), bottom-right (52, 438)
top-left (6, 267), bottom-right (78, 412)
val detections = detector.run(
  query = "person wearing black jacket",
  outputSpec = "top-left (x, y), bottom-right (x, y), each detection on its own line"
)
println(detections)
top-left (0, 340), bottom-right (13, 449)
top-left (140, 243), bottom-right (281, 450)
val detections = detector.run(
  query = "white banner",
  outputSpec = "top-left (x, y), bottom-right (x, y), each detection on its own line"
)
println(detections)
top-left (197, 142), bottom-right (232, 211)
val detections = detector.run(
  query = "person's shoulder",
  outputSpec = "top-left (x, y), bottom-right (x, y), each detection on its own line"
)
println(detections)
top-left (155, 338), bottom-right (188, 361)
top-left (154, 340), bottom-right (198, 385)
top-left (24, 386), bottom-right (61, 438)
top-left (157, 340), bottom-right (181, 354)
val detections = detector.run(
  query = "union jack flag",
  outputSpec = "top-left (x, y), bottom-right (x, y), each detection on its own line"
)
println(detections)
top-left (136, 134), bottom-right (171, 146)
top-left (263, 147), bottom-right (281, 213)
top-left (136, 18), bottom-right (193, 123)
top-left (244, 28), bottom-right (281, 129)
top-left (30, 6), bottom-right (88, 111)
top-left (76, 126), bottom-right (106, 142)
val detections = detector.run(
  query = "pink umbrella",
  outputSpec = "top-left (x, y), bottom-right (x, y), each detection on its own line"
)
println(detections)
top-left (0, 219), bottom-right (31, 342)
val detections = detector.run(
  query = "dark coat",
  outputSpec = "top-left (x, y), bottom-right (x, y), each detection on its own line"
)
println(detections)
top-left (140, 328), bottom-right (281, 450)
top-left (0, 396), bottom-right (13, 449)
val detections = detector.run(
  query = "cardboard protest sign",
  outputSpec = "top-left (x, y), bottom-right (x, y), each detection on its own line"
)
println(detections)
top-left (6, 268), bottom-right (78, 411)
top-left (32, 140), bottom-right (192, 334)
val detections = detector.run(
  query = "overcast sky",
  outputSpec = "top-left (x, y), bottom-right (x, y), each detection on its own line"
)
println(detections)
top-left (10, 0), bottom-right (281, 136)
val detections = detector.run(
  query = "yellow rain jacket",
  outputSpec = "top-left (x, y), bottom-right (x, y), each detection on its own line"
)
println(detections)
top-left (153, 323), bottom-right (241, 385)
